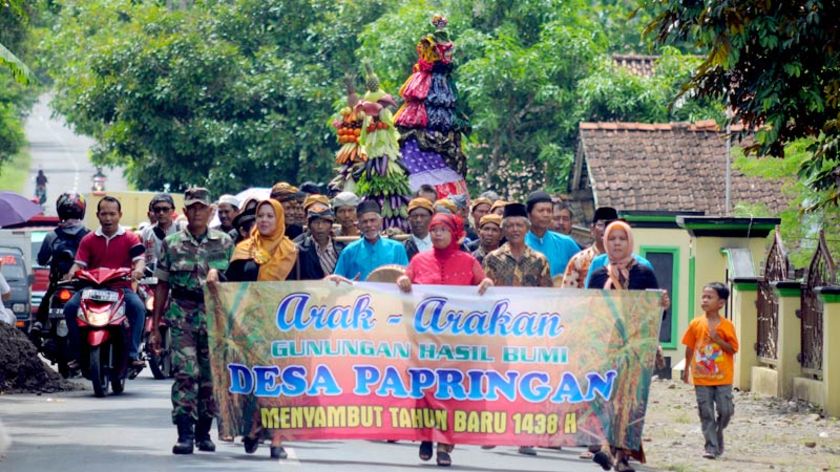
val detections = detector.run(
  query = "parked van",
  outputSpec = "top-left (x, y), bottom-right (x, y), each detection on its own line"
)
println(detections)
top-left (0, 247), bottom-right (32, 329)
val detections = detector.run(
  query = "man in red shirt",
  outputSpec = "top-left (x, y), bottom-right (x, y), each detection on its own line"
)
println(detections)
top-left (63, 196), bottom-right (147, 369)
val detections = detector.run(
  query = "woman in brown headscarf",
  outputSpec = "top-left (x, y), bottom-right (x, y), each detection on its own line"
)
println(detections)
top-left (226, 199), bottom-right (298, 283)
top-left (225, 199), bottom-right (298, 459)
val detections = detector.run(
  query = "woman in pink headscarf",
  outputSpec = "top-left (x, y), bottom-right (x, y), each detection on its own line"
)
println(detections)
top-left (586, 220), bottom-right (662, 472)
top-left (587, 220), bottom-right (658, 291)
top-left (396, 213), bottom-right (493, 467)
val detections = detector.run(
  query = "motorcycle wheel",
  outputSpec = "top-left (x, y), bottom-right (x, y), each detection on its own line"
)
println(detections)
top-left (148, 349), bottom-right (165, 380)
top-left (89, 346), bottom-right (109, 397)
top-left (58, 359), bottom-right (70, 379)
top-left (148, 326), bottom-right (173, 380)
top-left (111, 371), bottom-right (125, 394)
top-left (57, 338), bottom-right (70, 379)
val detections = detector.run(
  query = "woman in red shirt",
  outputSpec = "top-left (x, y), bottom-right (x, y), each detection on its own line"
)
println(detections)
top-left (396, 213), bottom-right (493, 466)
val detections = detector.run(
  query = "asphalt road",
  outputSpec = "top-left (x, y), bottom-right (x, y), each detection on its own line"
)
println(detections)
top-left (22, 94), bottom-right (128, 214)
top-left (0, 370), bottom-right (656, 472)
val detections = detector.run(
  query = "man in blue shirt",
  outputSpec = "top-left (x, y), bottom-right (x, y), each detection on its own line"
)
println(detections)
top-left (523, 191), bottom-right (581, 279)
top-left (332, 200), bottom-right (409, 281)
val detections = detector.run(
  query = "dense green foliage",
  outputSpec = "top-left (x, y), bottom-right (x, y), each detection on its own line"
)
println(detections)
top-left (42, 0), bottom-right (720, 196)
top-left (43, 1), bottom-right (392, 193)
top-left (646, 0), bottom-right (840, 209)
top-left (0, 0), bottom-right (40, 171)
top-left (734, 141), bottom-right (840, 269)
top-left (359, 0), bottom-right (722, 197)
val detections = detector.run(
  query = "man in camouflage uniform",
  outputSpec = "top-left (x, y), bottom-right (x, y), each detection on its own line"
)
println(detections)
top-left (150, 188), bottom-right (233, 455)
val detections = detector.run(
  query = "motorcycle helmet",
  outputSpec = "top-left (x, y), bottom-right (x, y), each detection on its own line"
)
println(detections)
top-left (56, 192), bottom-right (86, 221)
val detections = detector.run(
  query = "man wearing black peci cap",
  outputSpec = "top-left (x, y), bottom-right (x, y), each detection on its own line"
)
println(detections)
top-left (330, 200), bottom-right (408, 281)
top-left (293, 207), bottom-right (344, 279)
top-left (480, 202), bottom-right (552, 456)
top-left (561, 207), bottom-right (618, 289)
top-left (482, 202), bottom-right (552, 288)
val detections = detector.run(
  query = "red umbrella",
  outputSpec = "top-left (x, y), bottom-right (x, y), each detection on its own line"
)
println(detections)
top-left (0, 191), bottom-right (44, 227)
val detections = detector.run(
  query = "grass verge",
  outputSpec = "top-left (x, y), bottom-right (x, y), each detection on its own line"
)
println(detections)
top-left (0, 147), bottom-right (31, 193)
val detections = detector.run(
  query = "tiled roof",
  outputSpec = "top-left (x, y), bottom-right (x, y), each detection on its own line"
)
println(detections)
top-left (576, 122), bottom-right (789, 215)
top-left (612, 54), bottom-right (658, 78)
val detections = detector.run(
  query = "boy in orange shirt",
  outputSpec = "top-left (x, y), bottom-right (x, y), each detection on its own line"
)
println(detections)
top-left (681, 282), bottom-right (739, 459)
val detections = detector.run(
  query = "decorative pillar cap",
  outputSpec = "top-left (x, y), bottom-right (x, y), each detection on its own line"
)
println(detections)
top-left (771, 280), bottom-right (802, 297)
top-left (731, 277), bottom-right (761, 291)
top-left (816, 286), bottom-right (840, 304)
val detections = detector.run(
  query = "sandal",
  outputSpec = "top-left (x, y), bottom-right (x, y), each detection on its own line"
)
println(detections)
top-left (419, 441), bottom-right (433, 461)
top-left (593, 450), bottom-right (613, 471)
top-left (579, 450), bottom-right (594, 459)
top-left (614, 459), bottom-right (635, 472)
top-left (436, 451), bottom-right (451, 467)
top-left (243, 436), bottom-right (259, 454)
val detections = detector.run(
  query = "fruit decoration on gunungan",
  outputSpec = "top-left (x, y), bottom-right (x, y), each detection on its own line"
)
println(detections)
top-left (352, 61), bottom-right (411, 232)
top-left (329, 74), bottom-right (367, 194)
top-left (394, 14), bottom-right (470, 199)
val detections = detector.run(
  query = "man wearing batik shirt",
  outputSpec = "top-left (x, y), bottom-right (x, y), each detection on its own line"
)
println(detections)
top-left (481, 202), bottom-right (551, 456)
top-left (483, 203), bottom-right (552, 288)
top-left (562, 207), bottom-right (618, 288)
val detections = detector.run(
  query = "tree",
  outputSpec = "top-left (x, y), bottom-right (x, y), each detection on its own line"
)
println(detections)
top-left (645, 0), bottom-right (840, 209)
top-left (0, 0), bottom-right (40, 171)
top-left (42, 0), bottom-right (391, 194)
top-left (733, 140), bottom-right (840, 268)
top-left (360, 0), bottom-right (722, 198)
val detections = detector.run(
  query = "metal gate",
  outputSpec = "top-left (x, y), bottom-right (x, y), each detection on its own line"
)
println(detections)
top-left (756, 231), bottom-right (790, 363)
top-left (799, 231), bottom-right (836, 377)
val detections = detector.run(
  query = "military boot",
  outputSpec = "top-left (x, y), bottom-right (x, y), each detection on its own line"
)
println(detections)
top-left (195, 417), bottom-right (216, 452)
top-left (172, 417), bottom-right (195, 455)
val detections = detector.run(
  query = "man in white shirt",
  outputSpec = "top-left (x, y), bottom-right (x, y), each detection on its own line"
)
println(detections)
top-left (403, 197), bottom-right (434, 260)
top-left (0, 268), bottom-right (15, 326)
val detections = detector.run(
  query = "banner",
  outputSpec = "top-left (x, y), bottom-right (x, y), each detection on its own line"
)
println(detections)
top-left (206, 281), bottom-right (662, 450)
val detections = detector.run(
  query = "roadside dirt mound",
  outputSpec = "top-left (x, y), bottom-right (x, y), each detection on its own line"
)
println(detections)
top-left (0, 322), bottom-right (75, 393)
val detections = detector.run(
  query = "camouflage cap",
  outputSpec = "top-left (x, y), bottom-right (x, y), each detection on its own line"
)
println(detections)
top-left (184, 187), bottom-right (212, 207)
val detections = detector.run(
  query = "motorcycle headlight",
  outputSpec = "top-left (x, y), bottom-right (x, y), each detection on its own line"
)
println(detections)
top-left (12, 303), bottom-right (25, 313)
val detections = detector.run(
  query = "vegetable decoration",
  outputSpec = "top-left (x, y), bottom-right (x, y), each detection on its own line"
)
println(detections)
top-left (395, 14), bottom-right (470, 199)
top-left (348, 61), bottom-right (411, 231)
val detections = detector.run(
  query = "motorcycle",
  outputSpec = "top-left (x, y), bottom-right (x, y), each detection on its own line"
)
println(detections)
top-left (35, 184), bottom-right (47, 205)
top-left (36, 284), bottom-right (76, 378)
top-left (137, 272), bottom-right (173, 380)
top-left (66, 267), bottom-right (133, 397)
top-left (91, 176), bottom-right (106, 193)
top-left (33, 249), bottom-right (81, 379)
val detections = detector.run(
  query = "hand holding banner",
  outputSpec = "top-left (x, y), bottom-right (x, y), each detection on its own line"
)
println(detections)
top-left (206, 281), bottom-right (661, 451)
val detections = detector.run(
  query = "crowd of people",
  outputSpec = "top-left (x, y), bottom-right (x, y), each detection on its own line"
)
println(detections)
top-left (35, 181), bottom-right (680, 472)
